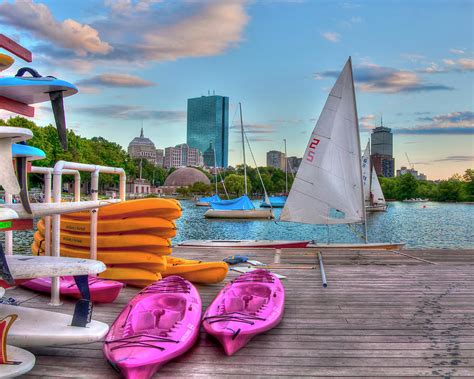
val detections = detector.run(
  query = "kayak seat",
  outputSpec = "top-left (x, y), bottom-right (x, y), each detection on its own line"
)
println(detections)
top-left (224, 297), bottom-right (244, 312)
top-left (158, 309), bottom-right (182, 330)
top-left (132, 311), bottom-right (155, 331)
top-left (246, 295), bottom-right (267, 313)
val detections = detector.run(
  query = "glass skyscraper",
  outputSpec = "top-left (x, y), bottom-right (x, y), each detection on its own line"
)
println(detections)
top-left (187, 95), bottom-right (229, 168)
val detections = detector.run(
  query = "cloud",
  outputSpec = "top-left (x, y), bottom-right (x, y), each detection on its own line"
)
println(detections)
top-left (449, 48), bottom-right (466, 55)
top-left (76, 74), bottom-right (155, 88)
top-left (322, 32), bottom-right (341, 43)
top-left (105, 0), bottom-right (163, 13)
top-left (0, 0), bottom-right (112, 56)
top-left (231, 123), bottom-right (275, 135)
top-left (401, 53), bottom-right (425, 62)
top-left (433, 155), bottom-right (474, 163)
top-left (417, 58), bottom-right (474, 73)
top-left (76, 105), bottom-right (185, 122)
top-left (395, 111), bottom-right (473, 135)
top-left (315, 63), bottom-right (454, 93)
top-left (359, 114), bottom-right (377, 131)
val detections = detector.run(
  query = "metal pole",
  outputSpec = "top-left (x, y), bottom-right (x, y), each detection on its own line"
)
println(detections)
top-left (51, 170), bottom-right (62, 306)
top-left (4, 192), bottom-right (13, 255)
top-left (90, 169), bottom-right (99, 261)
top-left (44, 172), bottom-right (51, 256)
top-left (318, 252), bottom-right (328, 288)
top-left (284, 139), bottom-right (288, 194)
top-left (239, 103), bottom-right (247, 195)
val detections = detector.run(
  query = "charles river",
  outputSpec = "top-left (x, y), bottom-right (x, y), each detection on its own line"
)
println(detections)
top-left (6, 201), bottom-right (474, 252)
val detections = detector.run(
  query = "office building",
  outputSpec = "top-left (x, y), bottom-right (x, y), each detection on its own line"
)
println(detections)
top-left (203, 142), bottom-right (215, 167)
top-left (155, 149), bottom-right (164, 167)
top-left (164, 143), bottom-right (203, 168)
top-left (287, 156), bottom-right (302, 174)
top-left (397, 166), bottom-right (427, 181)
top-left (128, 128), bottom-right (157, 164)
top-left (187, 94), bottom-right (229, 168)
top-left (267, 150), bottom-right (286, 170)
top-left (370, 119), bottom-right (395, 177)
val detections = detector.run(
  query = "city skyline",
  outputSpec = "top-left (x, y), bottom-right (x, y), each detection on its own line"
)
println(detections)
top-left (0, 0), bottom-right (472, 180)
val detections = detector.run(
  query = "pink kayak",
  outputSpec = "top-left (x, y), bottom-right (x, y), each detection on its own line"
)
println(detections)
top-left (21, 276), bottom-right (123, 303)
top-left (104, 276), bottom-right (201, 379)
top-left (203, 269), bottom-right (285, 355)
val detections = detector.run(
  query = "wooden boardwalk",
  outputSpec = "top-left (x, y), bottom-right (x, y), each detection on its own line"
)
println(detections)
top-left (7, 247), bottom-right (474, 378)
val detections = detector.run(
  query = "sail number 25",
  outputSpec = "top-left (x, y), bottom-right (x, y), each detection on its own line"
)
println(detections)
top-left (307, 138), bottom-right (320, 162)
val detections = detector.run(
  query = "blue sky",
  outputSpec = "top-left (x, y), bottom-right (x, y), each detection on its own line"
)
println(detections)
top-left (0, 0), bottom-right (472, 179)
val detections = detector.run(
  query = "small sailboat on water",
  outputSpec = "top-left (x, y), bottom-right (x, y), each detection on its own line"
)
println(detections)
top-left (280, 57), bottom-right (404, 251)
top-left (196, 142), bottom-right (226, 206)
top-left (204, 104), bottom-right (273, 219)
top-left (362, 142), bottom-right (388, 212)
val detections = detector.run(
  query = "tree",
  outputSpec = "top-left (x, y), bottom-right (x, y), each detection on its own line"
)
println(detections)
top-left (224, 174), bottom-right (250, 197)
top-left (397, 174), bottom-right (419, 200)
top-left (437, 177), bottom-right (465, 202)
top-left (463, 169), bottom-right (474, 201)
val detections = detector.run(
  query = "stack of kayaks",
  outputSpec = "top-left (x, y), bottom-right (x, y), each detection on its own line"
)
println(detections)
top-left (32, 198), bottom-right (229, 287)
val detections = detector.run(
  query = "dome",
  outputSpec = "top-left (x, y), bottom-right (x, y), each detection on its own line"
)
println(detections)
top-left (164, 167), bottom-right (210, 187)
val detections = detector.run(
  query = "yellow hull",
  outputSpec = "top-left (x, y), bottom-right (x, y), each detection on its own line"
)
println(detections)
top-left (42, 217), bottom-right (177, 238)
top-left (0, 53), bottom-right (14, 71)
top-left (99, 267), bottom-right (161, 288)
top-left (163, 256), bottom-right (228, 284)
top-left (66, 199), bottom-right (182, 221)
top-left (36, 223), bottom-right (171, 250)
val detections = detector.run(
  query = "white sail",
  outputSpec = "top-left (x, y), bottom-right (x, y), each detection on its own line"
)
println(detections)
top-left (361, 141), bottom-right (371, 203)
top-left (370, 166), bottom-right (386, 205)
top-left (281, 58), bottom-right (365, 225)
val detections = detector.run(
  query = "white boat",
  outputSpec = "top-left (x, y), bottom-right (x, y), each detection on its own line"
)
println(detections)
top-left (178, 239), bottom-right (310, 249)
top-left (2, 255), bottom-right (105, 281)
top-left (204, 103), bottom-right (274, 220)
top-left (280, 57), bottom-right (403, 250)
top-left (403, 198), bottom-right (429, 202)
top-left (0, 345), bottom-right (35, 377)
top-left (361, 142), bottom-right (387, 212)
top-left (204, 208), bottom-right (273, 219)
top-left (0, 304), bottom-right (109, 348)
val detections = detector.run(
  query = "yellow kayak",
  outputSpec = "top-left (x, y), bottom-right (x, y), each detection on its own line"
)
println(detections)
top-left (31, 241), bottom-right (167, 269)
top-left (41, 217), bottom-right (177, 238)
top-left (36, 223), bottom-right (171, 250)
top-left (162, 256), bottom-right (228, 284)
top-left (99, 267), bottom-right (161, 288)
top-left (65, 199), bottom-right (182, 221)
top-left (33, 232), bottom-right (172, 257)
top-left (0, 53), bottom-right (14, 71)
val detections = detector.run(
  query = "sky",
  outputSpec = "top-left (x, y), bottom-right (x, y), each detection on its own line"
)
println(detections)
top-left (0, 0), bottom-right (472, 180)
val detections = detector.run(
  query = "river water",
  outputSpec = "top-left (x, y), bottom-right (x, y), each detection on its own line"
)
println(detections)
top-left (175, 201), bottom-right (474, 249)
top-left (3, 201), bottom-right (473, 252)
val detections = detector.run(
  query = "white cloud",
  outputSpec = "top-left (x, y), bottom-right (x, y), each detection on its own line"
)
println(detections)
top-left (322, 32), bottom-right (341, 43)
top-left (449, 48), bottom-right (465, 55)
top-left (0, 0), bottom-right (112, 56)
top-left (77, 73), bottom-right (155, 88)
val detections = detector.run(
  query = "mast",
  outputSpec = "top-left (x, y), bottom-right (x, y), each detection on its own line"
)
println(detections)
top-left (349, 57), bottom-right (368, 243)
top-left (368, 140), bottom-right (373, 206)
top-left (212, 141), bottom-right (218, 195)
top-left (239, 102), bottom-right (248, 195)
top-left (284, 138), bottom-right (288, 194)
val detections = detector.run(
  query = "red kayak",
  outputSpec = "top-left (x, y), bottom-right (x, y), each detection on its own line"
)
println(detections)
top-left (104, 276), bottom-right (201, 379)
top-left (203, 269), bottom-right (285, 355)
top-left (21, 276), bottom-right (123, 303)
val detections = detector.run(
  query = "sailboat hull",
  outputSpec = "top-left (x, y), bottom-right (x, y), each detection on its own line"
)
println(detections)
top-left (196, 202), bottom-right (210, 207)
top-left (366, 204), bottom-right (387, 212)
top-left (204, 209), bottom-right (274, 219)
top-left (309, 242), bottom-right (405, 251)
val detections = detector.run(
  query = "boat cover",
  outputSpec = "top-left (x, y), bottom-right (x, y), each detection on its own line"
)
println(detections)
top-left (210, 195), bottom-right (255, 211)
top-left (263, 196), bottom-right (287, 207)
top-left (199, 194), bottom-right (221, 203)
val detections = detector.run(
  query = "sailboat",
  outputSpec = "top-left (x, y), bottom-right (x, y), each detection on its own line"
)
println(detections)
top-left (362, 142), bottom-right (388, 212)
top-left (280, 57), bottom-right (404, 251)
top-left (261, 139), bottom-right (288, 208)
top-left (204, 104), bottom-right (273, 219)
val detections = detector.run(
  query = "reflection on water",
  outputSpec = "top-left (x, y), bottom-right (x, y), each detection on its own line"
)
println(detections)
top-left (175, 201), bottom-right (474, 249)
top-left (2, 201), bottom-right (473, 253)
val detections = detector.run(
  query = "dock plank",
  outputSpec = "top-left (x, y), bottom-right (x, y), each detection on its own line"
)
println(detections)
top-left (7, 247), bottom-right (473, 378)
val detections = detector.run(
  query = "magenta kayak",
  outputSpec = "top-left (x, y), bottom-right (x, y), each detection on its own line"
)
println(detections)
top-left (21, 276), bottom-right (123, 303)
top-left (203, 269), bottom-right (285, 355)
top-left (104, 276), bottom-right (201, 379)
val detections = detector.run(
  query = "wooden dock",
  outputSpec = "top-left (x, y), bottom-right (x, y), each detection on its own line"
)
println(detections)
top-left (8, 247), bottom-right (474, 378)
